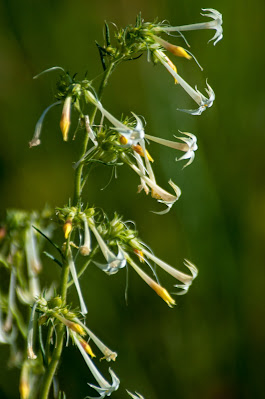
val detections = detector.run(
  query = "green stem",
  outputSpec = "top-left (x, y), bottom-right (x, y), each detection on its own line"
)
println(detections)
top-left (39, 62), bottom-right (117, 399)
top-left (39, 324), bottom-right (65, 399)
top-left (39, 247), bottom-right (70, 399)
top-left (73, 62), bottom-right (116, 206)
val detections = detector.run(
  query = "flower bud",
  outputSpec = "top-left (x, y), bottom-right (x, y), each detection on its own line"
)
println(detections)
top-left (132, 145), bottom-right (154, 162)
top-left (60, 96), bottom-right (72, 141)
top-left (79, 337), bottom-right (96, 358)
top-left (63, 219), bottom-right (72, 239)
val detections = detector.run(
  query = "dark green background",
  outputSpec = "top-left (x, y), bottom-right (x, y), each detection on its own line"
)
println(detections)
top-left (0, 0), bottom-right (264, 398)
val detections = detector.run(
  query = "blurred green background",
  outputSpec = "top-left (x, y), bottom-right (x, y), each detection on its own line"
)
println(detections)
top-left (0, 0), bottom-right (265, 398)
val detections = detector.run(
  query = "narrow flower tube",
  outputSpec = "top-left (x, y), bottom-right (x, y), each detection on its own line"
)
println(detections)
top-left (25, 227), bottom-right (40, 301)
top-left (29, 101), bottom-right (61, 147)
top-left (68, 253), bottom-right (88, 315)
top-left (73, 318), bottom-right (117, 362)
top-left (60, 96), bottom-right (72, 141)
top-left (88, 219), bottom-right (126, 275)
top-left (73, 333), bottom-right (120, 398)
top-left (127, 255), bottom-right (175, 307)
top-left (155, 50), bottom-right (215, 115)
top-left (80, 213), bottom-right (91, 256)
top-left (155, 8), bottom-right (223, 46)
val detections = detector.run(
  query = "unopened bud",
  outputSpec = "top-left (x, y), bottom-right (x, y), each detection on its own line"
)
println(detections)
top-left (134, 249), bottom-right (145, 263)
top-left (119, 135), bottom-right (129, 145)
top-left (150, 280), bottom-right (176, 308)
top-left (132, 145), bottom-right (154, 162)
top-left (19, 379), bottom-right (30, 399)
top-left (80, 338), bottom-right (96, 358)
top-left (63, 219), bottom-right (72, 239)
top-left (60, 96), bottom-right (72, 141)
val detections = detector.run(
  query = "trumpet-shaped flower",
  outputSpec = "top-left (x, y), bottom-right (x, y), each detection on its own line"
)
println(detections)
top-left (124, 155), bottom-right (181, 214)
top-left (140, 247), bottom-right (198, 294)
top-left (88, 220), bottom-right (126, 274)
top-left (73, 333), bottom-right (120, 399)
top-left (155, 8), bottom-right (223, 46)
top-left (155, 50), bottom-right (215, 115)
top-left (145, 131), bottom-right (198, 168)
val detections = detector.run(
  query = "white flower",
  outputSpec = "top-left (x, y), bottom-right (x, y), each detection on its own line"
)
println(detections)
top-left (145, 131), bottom-right (198, 168)
top-left (155, 50), bottom-right (215, 115)
top-left (88, 219), bottom-right (126, 275)
top-left (140, 247), bottom-right (198, 295)
top-left (156, 8), bottom-right (223, 46)
top-left (73, 333), bottom-right (120, 398)
top-left (126, 157), bottom-right (181, 214)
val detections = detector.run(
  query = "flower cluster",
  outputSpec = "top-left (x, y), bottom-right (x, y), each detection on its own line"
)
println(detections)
top-left (56, 207), bottom-right (198, 308)
top-left (30, 9), bottom-right (222, 215)
top-left (1, 10), bottom-right (223, 399)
